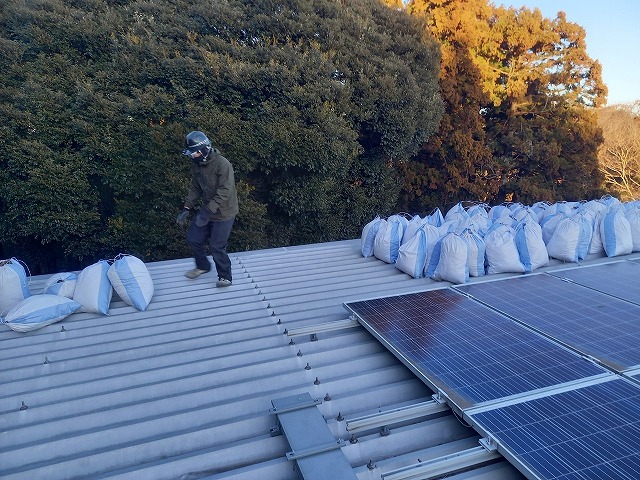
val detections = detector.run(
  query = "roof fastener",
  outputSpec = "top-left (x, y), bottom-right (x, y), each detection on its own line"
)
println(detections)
top-left (297, 350), bottom-right (303, 357)
top-left (336, 412), bottom-right (344, 421)
top-left (304, 363), bottom-right (311, 370)
top-left (324, 393), bottom-right (331, 401)
top-left (349, 434), bottom-right (358, 444)
top-left (314, 377), bottom-right (320, 385)
top-left (20, 401), bottom-right (28, 411)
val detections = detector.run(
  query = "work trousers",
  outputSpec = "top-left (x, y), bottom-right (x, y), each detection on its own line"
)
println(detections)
top-left (186, 216), bottom-right (235, 281)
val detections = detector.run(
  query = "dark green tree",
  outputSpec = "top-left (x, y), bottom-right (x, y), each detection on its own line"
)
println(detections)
top-left (0, 0), bottom-right (443, 273)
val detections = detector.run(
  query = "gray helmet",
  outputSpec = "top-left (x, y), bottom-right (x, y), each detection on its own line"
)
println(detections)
top-left (183, 131), bottom-right (212, 164)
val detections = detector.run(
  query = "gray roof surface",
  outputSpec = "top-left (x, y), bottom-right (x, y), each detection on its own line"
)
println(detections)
top-left (2, 239), bottom-right (635, 480)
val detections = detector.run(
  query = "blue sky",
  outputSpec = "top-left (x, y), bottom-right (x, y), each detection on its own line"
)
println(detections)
top-left (501, 0), bottom-right (639, 105)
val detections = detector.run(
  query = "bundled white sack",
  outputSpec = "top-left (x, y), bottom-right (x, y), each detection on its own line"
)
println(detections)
top-left (107, 254), bottom-right (154, 311)
top-left (600, 194), bottom-right (622, 209)
top-left (361, 216), bottom-right (382, 257)
top-left (437, 219), bottom-right (459, 237)
top-left (466, 204), bottom-right (491, 236)
top-left (540, 213), bottom-right (565, 245)
top-left (73, 260), bottom-right (113, 315)
top-left (600, 207), bottom-right (633, 257)
top-left (514, 221), bottom-right (549, 272)
top-left (546, 216), bottom-right (592, 262)
top-left (588, 209), bottom-right (606, 255)
top-left (511, 206), bottom-right (537, 225)
top-left (396, 228), bottom-right (428, 278)
top-left (430, 233), bottom-right (469, 284)
top-left (426, 208), bottom-right (444, 227)
top-left (43, 272), bottom-right (78, 298)
top-left (2, 294), bottom-right (81, 332)
top-left (373, 216), bottom-right (404, 264)
top-left (401, 215), bottom-right (424, 246)
top-left (466, 203), bottom-right (488, 218)
top-left (0, 258), bottom-right (30, 316)
top-left (444, 202), bottom-right (469, 224)
top-left (422, 225), bottom-right (443, 278)
top-left (488, 204), bottom-right (510, 221)
top-left (460, 229), bottom-right (486, 277)
top-left (530, 201), bottom-right (551, 222)
top-left (484, 224), bottom-right (525, 274)
top-left (625, 207), bottom-right (640, 252)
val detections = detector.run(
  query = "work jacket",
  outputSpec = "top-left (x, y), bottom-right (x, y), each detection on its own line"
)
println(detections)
top-left (186, 148), bottom-right (239, 221)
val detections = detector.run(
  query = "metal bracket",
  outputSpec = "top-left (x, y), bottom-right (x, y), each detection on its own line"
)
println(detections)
top-left (479, 436), bottom-right (498, 452)
top-left (286, 439), bottom-right (347, 460)
top-left (432, 389), bottom-right (448, 405)
top-left (269, 396), bottom-right (322, 414)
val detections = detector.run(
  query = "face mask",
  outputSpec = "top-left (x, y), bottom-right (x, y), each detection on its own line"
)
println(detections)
top-left (183, 147), bottom-right (211, 164)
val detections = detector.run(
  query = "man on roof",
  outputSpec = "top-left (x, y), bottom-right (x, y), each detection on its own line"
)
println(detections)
top-left (176, 131), bottom-right (239, 288)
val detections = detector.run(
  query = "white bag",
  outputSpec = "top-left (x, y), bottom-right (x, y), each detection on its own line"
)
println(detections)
top-left (396, 228), bottom-right (428, 278)
top-left (514, 221), bottom-right (549, 272)
top-left (485, 224), bottom-right (525, 274)
top-left (546, 217), bottom-right (583, 263)
top-left (426, 208), bottom-right (444, 227)
top-left (0, 258), bottom-right (30, 316)
top-left (373, 216), bottom-right (404, 264)
top-left (431, 233), bottom-right (469, 284)
top-left (401, 215), bottom-right (424, 246)
top-left (2, 294), bottom-right (80, 333)
top-left (540, 213), bottom-right (565, 245)
top-left (43, 272), bottom-right (78, 298)
top-left (73, 260), bottom-right (113, 315)
top-left (625, 207), bottom-right (640, 252)
top-left (460, 229), bottom-right (486, 277)
top-left (107, 254), bottom-right (154, 311)
top-left (601, 208), bottom-right (633, 257)
top-left (361, 216), bottom-right (382, 257)
top-left (444, 202), bottom-right (469, 224)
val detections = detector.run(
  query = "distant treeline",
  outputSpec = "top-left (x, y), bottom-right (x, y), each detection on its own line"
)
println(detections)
top-left (0, 0), bottom-right (606, 274)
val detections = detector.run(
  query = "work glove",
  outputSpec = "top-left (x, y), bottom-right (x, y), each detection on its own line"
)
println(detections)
top-left (176, 207), bottom-right (191, 226)
top-left (195, 206), bottom-right (213, 227)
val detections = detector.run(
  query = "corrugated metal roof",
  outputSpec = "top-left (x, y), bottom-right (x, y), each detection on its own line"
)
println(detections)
top-left (3, 239), bottom-right (634, 480)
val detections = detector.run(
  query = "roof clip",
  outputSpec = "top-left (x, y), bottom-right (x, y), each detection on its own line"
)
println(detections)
top-left (432, 389), bottom-right (448, 405)
top-left (479, 436), bottom-right (498, 452)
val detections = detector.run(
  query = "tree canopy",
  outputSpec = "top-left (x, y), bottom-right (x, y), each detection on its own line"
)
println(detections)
top-left (0, 0), bottom-right (610, 275)
top-left (404, 1), bottom-right (607, 208)
top-left (0, 0), bottom-right (442, 273)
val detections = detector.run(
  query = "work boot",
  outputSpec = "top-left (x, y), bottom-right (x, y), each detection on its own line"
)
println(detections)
top-left (216, 277), bottom-right (232, 287)
top-left (185, 268), bottom-right (209, 279)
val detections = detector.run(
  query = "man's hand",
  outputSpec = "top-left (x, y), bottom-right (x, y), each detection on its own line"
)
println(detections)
top-left (176, 208), bottom-right (191, 226)
top-left (195, 207), bottom-right (213, 227)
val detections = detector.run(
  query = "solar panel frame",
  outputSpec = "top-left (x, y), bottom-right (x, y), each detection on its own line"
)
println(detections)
top-left (548, 260), bottom-right (640, 306)
top-left (456, 273), bottom-right (640, 372)
top-left (466, 377), bottom-right (640, 480)
top-left (344, 288), bottom-right (607, 411)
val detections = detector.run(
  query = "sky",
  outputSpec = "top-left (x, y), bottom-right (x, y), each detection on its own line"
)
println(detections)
top-left (501, 0), bottom-right (639, 105)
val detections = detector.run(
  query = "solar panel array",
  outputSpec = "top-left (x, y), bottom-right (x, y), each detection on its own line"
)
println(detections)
top-left (457, 274), bottom-right (640, 372)
top-left (548, 260), bottom-right (640, 306)
top-left (344, 289), bottom-right (606, 410)
top-left (345, 260), bottom-right (640, 480)
top-left (468, 378), bottom-right (640, 480)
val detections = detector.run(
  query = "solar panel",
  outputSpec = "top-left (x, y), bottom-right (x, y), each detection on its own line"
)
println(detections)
top-left (468, 378), bottom-right (640, 480)
top-left (344, 289), bottom-right (606, 410)
top-left (548, 260), bottom-right (640, 306)
top-left (457, 274), bottom-right (640, 372)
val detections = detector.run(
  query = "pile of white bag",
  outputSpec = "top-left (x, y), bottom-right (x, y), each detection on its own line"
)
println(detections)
top-left (0, 254), bottom-right (154, 332)
top-left (361, 196), bottom-right (640, 285)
